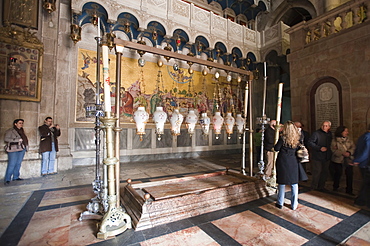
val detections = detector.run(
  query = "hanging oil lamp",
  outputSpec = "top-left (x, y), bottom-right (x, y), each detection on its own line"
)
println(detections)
top-left (153, 107), bottom-right (167, 141)
top-left (169, 109), bottom-right (184, 136)
top-left (235, 113), bottom-right (245, 139)
top-left (185, 109), bottom-right (198, 137)
top-left (199, 112), bottom-right (211, 136)
top-left (224, 112), bottom-right (235, 139)
top-left (213, 111), bottom-right (224, 139)
top-left (133, 106), bottom-right (149, 141)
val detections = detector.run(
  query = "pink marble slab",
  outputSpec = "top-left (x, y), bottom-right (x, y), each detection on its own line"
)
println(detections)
top-left (140, 226), bottom-right (220, 246)
top-left (212, 210), bottom-right (308, 246)
top-left (261, 202), bottom-right (342, 234)
top-left (299, 191), bottom-right (359, 216)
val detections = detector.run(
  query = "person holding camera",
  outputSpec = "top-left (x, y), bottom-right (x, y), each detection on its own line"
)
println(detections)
top-left (38, 117), bottom-right (60, 176)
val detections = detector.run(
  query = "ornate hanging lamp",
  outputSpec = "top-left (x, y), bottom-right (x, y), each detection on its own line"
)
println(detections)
top-left (199, 112), bottom-right (211, 136)
top-left (133, 106), bottom-right (149, 141)
top-left (235, 113), bottom-right (245, 139)
top-left (185, 109), bottom-right (198, 137)
top-left (153, 107), bottom-right (167, 141)
top-left (224, 112), bottom-right (235, 139)
top-left (212, 111), bottom-right (224, 139)
top-left (169, 108), bottom-right (184, 136)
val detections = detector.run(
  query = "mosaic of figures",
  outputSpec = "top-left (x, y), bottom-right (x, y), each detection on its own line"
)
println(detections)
top-left (76, 49), bottom-right (243, 122)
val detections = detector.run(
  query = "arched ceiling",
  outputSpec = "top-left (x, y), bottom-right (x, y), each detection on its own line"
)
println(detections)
top-left (207, 0), bottom-right (267, 20)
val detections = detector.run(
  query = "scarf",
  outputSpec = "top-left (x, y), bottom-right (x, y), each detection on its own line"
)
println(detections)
top-left (14, 126), bottom-right (29, 147)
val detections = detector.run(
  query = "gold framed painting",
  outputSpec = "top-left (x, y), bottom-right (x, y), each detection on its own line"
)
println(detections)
top-left (0, 26), bottom-right (43, 101)
top-left (2, 0), bottom-right (39, 29)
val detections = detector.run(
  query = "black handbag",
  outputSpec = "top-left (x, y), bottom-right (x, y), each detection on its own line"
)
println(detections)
top-left (298, 162), bottom-right (308, 181)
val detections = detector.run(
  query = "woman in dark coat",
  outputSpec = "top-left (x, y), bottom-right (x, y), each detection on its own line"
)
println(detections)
top-left (274, 121), bottom-right (307, 210)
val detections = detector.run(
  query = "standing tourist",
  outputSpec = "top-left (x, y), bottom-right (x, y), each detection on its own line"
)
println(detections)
top-left (308, 121), bottom-right (332, 191)
top-left (39, 117), bottom-right (60, 176)
top-left (274, 121), bottom-right (307, 210)
top-left (263, 120), bottom-right (276, 180)
top-left (4, 119), bottom-right (29, 185)
top-left (352, 125), bottom-right (370, 209)
top-left (254, 128), bottom-right (262, 165)
top-left (330, 126), bottom-right (355, 195)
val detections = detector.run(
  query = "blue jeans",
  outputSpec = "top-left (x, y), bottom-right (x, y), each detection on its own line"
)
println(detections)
top-left (277, 183), bottom-right (299, 210)
top-left (5, 149), bottom-right (26, 182)
top-left (41, 142), bottom-right (56, 175)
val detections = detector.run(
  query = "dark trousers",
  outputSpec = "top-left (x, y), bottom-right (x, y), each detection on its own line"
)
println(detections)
top-left (330, 162), bottom-right (353, 192)
top-left (355, 167), bottom-right (370, 207)
top-left (311, 159), bottom-right (330, 190)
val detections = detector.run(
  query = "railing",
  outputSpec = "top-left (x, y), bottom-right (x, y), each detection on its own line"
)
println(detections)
top-left (304, 0), bottom-right (369, 44)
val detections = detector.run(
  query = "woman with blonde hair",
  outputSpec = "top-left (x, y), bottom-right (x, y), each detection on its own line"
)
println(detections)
top-left (274, 121), bottom-right (307, 210)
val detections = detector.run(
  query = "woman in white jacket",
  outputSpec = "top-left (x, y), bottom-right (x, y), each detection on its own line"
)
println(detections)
top-left (330, 126), bottom-right (355, 195)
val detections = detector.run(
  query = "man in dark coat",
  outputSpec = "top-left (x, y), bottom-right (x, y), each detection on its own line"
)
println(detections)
top-left (308, 121), bottom-right (332, 191)
top-left (39, 117), bottom-right (61, 176)
top-left (352, 125), bottom-right (370, 208)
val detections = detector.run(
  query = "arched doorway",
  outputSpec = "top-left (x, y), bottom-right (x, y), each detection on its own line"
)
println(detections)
top-left (310, 77), bottom-right (343, 132)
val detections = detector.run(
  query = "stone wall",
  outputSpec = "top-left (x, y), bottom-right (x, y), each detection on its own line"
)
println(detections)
top-left (288, 19), bottom-right (370, 139)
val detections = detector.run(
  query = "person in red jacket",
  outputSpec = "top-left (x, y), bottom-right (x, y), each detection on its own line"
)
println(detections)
top-left (38, 117), bottom-right (60, 176)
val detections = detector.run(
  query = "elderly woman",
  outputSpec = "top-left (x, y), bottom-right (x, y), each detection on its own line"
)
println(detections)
top-left (330, 126), bottom-right (355, 195)
top-left (274, 121), bottom-right (307, 210)
top-left (4, 119), bottom-right (29, 185)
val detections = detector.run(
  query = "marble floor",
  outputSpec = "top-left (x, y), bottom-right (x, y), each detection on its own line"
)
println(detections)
top-left (1, 154), bottom-right (370, 246)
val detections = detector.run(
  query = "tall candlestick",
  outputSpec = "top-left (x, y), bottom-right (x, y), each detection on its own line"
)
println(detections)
top-left (97, 17), bottom-right (100, 37)
top-left (276, 83), bottom-right (283, 123)
top-left (264, 62), bottom-right (267, 77)
top-left (102, 45), bottom-right (111, 112)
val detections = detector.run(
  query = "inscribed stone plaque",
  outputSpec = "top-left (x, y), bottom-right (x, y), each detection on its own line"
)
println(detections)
top-left (314, 83), bottom-right (340, 130)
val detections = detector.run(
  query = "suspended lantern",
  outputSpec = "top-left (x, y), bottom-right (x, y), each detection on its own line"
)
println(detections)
top-left (212, 111), bottom-right (224, 139)
top-left (199, 112), bottom-right (211, 136)
top-left (224, 112), bottom-right (235, 139)
top-left (133, 106), bottom-right (149, 141)
top-left (164, 43), bottom-right (172, 62)
top-left (169, 109), bottom-right (184, 136)
top-left (185, 110), bottom-right (198, 137)
top-left (235, 113), bottom-right (245, 139)
top-left (153, 107), bottom-right (167, 141)
top-left (70, 24), bottom-right (81, 44)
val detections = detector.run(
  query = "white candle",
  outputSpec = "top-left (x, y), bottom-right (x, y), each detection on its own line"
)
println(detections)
top-left (244, 82), bottom-right (249, 118)
top-left (97, 17), bottom-right (100, 37)
top-left (102, 45), bottom-right (111, 112)
top-left (276, 83), bottom-right (283, 122)
top-left (264, 62), bottom-right (267, 77)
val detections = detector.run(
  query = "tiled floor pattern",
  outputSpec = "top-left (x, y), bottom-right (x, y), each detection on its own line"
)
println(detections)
top-left (2, 175), bottom-right (370, 246)
top-left (1, 155), bottom-right (370, 246)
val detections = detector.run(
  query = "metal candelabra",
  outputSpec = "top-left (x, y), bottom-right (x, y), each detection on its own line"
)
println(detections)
top-left (79, 36), bottom-right (107, 221)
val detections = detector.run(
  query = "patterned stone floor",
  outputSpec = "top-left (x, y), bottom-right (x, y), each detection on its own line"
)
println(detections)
top-left (1, 154), bottom-right (370, 246)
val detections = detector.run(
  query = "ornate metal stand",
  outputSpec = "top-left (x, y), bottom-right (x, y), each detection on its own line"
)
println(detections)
top-left (256, 66), bottom-right (269, 179)
top-left (241, 80), bottom-right (249, 175)
top-left (79, 36), bottom-right (106, 221)
top-left (97, 114), bottom-right (131, 239)
top-left (247, 79), bottom-right (254, 177)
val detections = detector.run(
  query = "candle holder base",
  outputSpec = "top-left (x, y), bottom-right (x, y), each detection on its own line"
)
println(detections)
top-left (97, 204), bottom-right (132, 239)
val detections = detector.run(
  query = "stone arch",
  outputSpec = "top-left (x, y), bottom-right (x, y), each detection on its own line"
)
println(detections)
top-left (266, 0), bottom-right (317, 28)
top-left (307, 70), bottom-right (351, 133)
top-left (143, 18), bottom-right (168, 36)
top-left (309, 77), bottom-right (343, 132)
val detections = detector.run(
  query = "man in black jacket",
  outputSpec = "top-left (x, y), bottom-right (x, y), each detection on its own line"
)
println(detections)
top-left (308, 121), bottom-right (332, 191)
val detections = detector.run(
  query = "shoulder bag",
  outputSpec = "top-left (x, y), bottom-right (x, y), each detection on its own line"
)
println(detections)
top-left (4, 142), bottom-right (25, 153)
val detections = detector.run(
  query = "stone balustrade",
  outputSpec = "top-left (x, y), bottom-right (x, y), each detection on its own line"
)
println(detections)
top-left (304, 0), bottom-right (369, 44)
